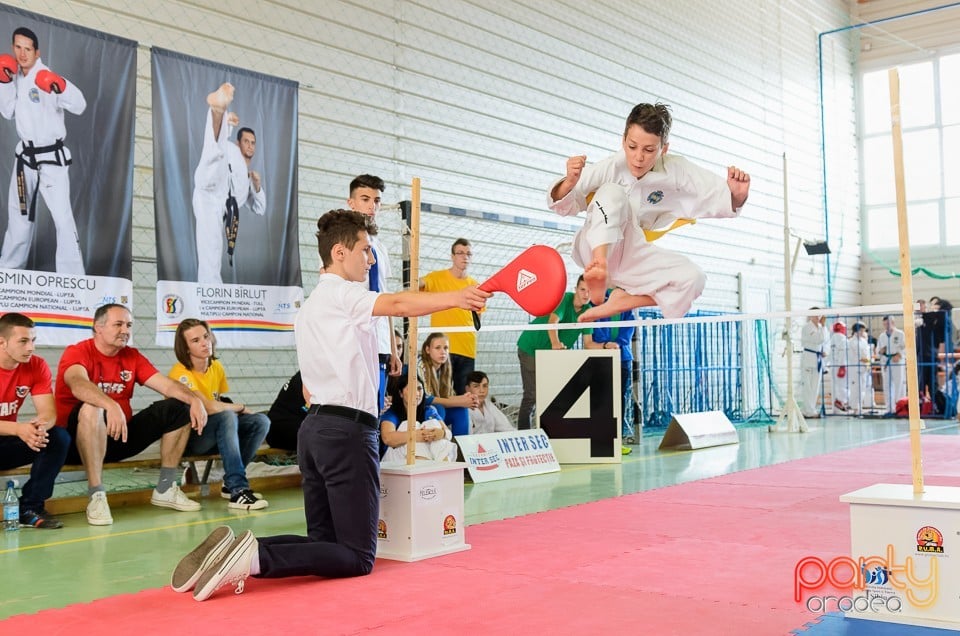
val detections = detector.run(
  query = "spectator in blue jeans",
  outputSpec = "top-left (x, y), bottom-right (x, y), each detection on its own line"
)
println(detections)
top-left (591, 292), bottom-right (637, 445)
top-left (169, 319), bottom-right (270, 510)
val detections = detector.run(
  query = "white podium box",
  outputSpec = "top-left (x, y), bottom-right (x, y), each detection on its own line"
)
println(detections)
top-left (838, 483), bottom-right (960, 629)
top-left (658, 411), bottom-right (739, 451)
top-left (376, 461), bottom-right (471, 562)
top-left (535, 349), bottom-right (621, 464)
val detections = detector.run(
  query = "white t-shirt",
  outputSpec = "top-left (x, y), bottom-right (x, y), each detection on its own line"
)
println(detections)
top-left (296, 273), bottom-right (380, 416)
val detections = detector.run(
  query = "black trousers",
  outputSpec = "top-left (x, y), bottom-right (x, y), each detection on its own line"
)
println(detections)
top-left (0, 426), bottom-right (70, 511)
top-left (256, 410), bottom-right (379, 578)
top-left (65, 398), bottom-right (191, 465)
top-left (450, 353), bottom-right (475, 396)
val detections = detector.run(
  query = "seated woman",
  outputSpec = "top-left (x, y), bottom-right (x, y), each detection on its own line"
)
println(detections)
top-left (418, 332), bottom-right (477, 437)
top-left (380, 374), bottom-right (456, 463)
top-left (169, 318), bottom-right (270, 510)
top-left (465, 371), bottom-right (516, 434)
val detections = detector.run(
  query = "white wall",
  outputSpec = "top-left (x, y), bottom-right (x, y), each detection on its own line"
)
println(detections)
top-left (10, 0), bottom-right (859, 412)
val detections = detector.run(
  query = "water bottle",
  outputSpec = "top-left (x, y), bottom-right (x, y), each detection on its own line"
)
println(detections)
top-left (3, 480), bottom-right (19, 532)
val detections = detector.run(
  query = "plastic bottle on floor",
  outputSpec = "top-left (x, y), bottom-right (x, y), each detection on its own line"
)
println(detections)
top-left (3, 480), bottom-right (19, 532)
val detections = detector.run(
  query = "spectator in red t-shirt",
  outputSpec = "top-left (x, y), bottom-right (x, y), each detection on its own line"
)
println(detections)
top-left (0, 312), bottom-right (69, 528)
top-left (55, 304), bottom-right (207, 526)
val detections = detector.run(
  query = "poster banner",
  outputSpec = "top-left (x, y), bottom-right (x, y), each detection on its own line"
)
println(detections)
top-left (157, 280), bottom-right (300, 347)
top-left (455, 429), bottom-right (560, 483)
top-left (151, 48), bottom-right (301, 348)
top-left (0, 5), bottom-right (136, 344)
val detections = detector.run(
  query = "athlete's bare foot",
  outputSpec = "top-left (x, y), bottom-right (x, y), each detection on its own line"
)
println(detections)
top-left (207, 83), bottom-right (235, 113)
top-left (578, 288), bottom-right (655, 322)
top-left (583, 258), bottom-right (608, 306)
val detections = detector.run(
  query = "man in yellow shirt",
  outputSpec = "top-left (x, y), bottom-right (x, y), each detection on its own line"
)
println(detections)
top-left (169, 318), bottom-right (269, 510)
top-left (420, 238), bottom-right (480, 394)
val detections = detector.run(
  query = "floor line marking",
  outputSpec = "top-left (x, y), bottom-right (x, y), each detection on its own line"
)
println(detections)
top-left (0, 506), bottom-right (306, 554)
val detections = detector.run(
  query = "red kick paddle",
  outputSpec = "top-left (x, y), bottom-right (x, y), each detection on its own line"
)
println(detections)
top-left (473, 245), bottom-right (567, 329)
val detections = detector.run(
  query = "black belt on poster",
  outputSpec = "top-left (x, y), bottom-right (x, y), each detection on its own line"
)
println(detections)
top-left (307, 404), bottom-right (378, 429)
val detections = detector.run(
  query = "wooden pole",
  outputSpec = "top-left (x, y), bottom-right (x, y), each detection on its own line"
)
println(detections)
top-left (771, 153), bottom-right (807, 433)
top-left (888, 69), bottom-right (924, 494)
top-left (405, 178), bottom-right (421, 466)
top-left (782, 152), bottom-right (795, 404)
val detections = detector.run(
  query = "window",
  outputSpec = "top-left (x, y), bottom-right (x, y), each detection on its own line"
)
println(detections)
top-left (860, 54), bottom-right (959, 248)
top-left (941, 55), bottom-right (960, 125)
top-left (867, 202), bottom-right (939, 249)
top-left (947, 198), bottom-right (960, 244)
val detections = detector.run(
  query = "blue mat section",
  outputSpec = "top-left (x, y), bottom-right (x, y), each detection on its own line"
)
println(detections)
top-left (793, 612), bottom-right (959, 635)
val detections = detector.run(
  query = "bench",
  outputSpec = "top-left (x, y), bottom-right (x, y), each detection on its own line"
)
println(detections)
top-left (0, 447), bottom-right (299, 516)
top-left (180, 447), bottom-right (293, 495)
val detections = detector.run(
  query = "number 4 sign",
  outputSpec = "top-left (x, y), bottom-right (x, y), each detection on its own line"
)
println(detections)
top-left (535, 349), bottom-right (622, 463)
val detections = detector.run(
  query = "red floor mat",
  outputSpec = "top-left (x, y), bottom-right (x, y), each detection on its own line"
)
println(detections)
top-left (3, 436), bottom-right (959, 635)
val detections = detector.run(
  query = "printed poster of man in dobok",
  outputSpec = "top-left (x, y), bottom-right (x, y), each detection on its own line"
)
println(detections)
top-left (0, 10), bottom-right (136, 346)
top-left (192, 83), bottom-right (265, 285)
top-left (151, 49), bottom-right (300, 348)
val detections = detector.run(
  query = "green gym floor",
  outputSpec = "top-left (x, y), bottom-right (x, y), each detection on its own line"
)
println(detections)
top-left (1, 416), bottom-right (957, 620)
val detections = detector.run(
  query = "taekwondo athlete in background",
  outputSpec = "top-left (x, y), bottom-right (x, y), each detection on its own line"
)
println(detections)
top-left (829, 322), bottom-right (849, 413)
top-left (847, 322), bottom-right (873, 415)
top-left (799, 311), bottom-right (829, 418)
top-left (876, 315), bottom-right (906, 415)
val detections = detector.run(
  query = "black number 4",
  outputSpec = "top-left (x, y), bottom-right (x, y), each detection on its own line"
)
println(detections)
top-left (539, 356), bottom-right (618, 457)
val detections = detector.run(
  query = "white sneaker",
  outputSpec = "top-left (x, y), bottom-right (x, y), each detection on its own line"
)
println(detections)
top-left (220, 486), bottom-right (263, 500)
top-left (151, 483), bottom-right (201, 512)
top-left (227, 489), bottom-right (269, 511)
top-left (171, 526), bottom-right (235, 593)
top-left (86, 491), bottom-right (113, 526)
top-left (193, 529), bottom-right (257, 601)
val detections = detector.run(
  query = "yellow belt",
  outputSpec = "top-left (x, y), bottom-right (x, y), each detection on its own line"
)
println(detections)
top-left (585, 190), bottom-right (695, 242)
top-left (641, 218), bottom-right (696, 241)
